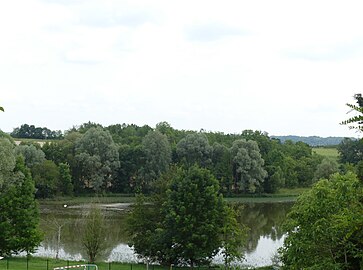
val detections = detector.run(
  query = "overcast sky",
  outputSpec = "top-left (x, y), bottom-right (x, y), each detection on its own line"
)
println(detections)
top-left (1, 0), bottom-right (363, 137)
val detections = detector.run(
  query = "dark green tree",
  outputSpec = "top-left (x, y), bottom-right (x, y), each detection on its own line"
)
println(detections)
top-left (161, 166), bottom-right (234, 266)
top-left (32, 160), bottom-right (60, 198)
top-left (127, 166), bottom-right (245, 267)
top-left (0, 156), bottom-right (42, 256)
top-left (58, 163), bottom-right (73, 196)
top-left (338, 138), bottom-right (363, 165)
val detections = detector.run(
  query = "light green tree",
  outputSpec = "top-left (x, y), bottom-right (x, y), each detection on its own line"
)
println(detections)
top-left (75, 127), bottom-right (120, 191)
top-left (313, 158), bottom-right (339, 182)
top-left (279, 172), bottom-right (363, 269)
top-left (0, 138), bottom-right (16, 188)
top-left (230, 139), bottom-right (267, 193)
top-left (14, 144), bottom-right (45, 168)
top-left (176, 133), bottom-right (212, 167)
top-left (140, 130), bottom-right (172, 192)
top-left (82, 204), bottom-right (106, 263)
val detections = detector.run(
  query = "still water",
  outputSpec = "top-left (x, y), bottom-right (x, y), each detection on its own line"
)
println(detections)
top-left (35, 202), bottom-right (293, 267)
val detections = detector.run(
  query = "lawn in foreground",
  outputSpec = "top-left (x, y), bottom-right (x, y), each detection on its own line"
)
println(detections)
top-left (0, 257), bottom-right (275, 270)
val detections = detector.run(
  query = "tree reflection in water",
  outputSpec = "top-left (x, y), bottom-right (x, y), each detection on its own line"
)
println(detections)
top-left (39, 202), bottom-right (293, 261)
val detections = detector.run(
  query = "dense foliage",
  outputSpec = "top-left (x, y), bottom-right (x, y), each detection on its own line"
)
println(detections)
top-left (279, 172), bottom-right (363, 269)
top-left (7, 122), bottom-right (334, 197)
top-left (127, 165), bottom-right (247, 267)
top-left (11, 124), bottom-right (63, 139)
top-left (0, 137), bottom-right (42, 256)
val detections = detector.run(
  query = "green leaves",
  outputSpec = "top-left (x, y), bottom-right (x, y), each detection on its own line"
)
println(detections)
top-left (341, 94), bottom-right (363, 131)
top-left (127, 165), bottom-right (245, 267)
top-left (0, 106), bottom-right (4, 112)
top-left (279, 172), bottom-right (363, 269)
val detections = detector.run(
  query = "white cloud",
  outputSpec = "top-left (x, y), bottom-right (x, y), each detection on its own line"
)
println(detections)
top-left (1, 0), bottom-right (362, 137)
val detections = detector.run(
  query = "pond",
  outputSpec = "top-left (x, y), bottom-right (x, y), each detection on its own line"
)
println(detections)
top-left (35, 202), bottom-right (293, 267)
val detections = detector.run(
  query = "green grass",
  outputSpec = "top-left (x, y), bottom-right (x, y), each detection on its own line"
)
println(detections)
top-left (313, 147), bottom-right (339, 160)
top-left (0, 257), bottom-right (274, 270)
top-left (40, 188), bottom-right (309, 206)
top-left (38, 194), bottom-right (136, 205)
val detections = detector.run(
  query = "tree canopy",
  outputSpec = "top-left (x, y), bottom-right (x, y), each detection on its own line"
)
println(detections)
top-left (279, 172), bottom-right (363, 269)
top-left (127, 165), bottom-right (246, 267)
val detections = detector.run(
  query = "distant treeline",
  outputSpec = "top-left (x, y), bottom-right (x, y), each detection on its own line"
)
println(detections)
top-left (11, 124), bottom-right (63, 140)
top-left (3, 121), bottom-right (362, 198)
top-left (271, 135), bottom-right (355, 146)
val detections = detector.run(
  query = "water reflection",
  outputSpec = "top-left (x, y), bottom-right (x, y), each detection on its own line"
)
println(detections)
top-left (38, 202), bottom-right (293, 266)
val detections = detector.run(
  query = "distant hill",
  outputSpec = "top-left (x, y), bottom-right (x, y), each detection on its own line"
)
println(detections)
top-left (271, 135), bottom-right (355, 147)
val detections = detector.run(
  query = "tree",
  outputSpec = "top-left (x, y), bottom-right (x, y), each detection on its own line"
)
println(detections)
top-left (0, 138), bottom-right (16, 188)
top-left (58, 163), bottom-right (73, 196)
top-left (75, 127), bottom-right (120, 192)
top-left (0, 156), bottom-right (42, 256)
top-left (341, 93), bottom-right (363, 131)
top-left (279, 172), bottom-right (363, 269)
top-left (31, 160), bottom-right (60, 198)
top-left (82, 204), bottom-right (106, 263)
top-left (0, 106), bottom-right (4, 112)
top-left (176, 133), bottom-right (212, 167)
top-left (140, 130), bottom-right (172, 192)
top-left (314, 158), bottom-right (339, 182)
top-left (127, 166), bottom-right (245, 267)
top-left (161, 166), bottom-right (228, 266)
top-left (338, 138), bottom-right (363, 165)
top-left (14, 144), bottom-right (45, 168)
top-left (230, 139), bottom-right (267, 193)
top-left (11, 124), bottom-right (63, 139)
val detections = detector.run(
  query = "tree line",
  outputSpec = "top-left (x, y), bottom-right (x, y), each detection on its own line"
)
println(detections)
top-left (5, 121), bottom-right (347, 198)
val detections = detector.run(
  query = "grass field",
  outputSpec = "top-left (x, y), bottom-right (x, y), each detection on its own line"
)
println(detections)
top-left (0, 257), bottom-right (274, 270)
top-left (313, 147), bottom-right (339, 160)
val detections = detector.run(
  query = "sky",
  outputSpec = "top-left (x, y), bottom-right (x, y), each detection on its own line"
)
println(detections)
top-left (1, 0), bottom-right (363, 138)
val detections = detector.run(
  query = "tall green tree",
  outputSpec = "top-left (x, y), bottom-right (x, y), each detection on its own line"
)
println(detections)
top-left (75, 127), bottom-right (120, 192)
top-left (176, 133), bottom-right (212, 167)
top-left (279, 172), bottom-right (363, 269)
top-left (127, 166), bottom-right (245, 267)
top-left (82, 204), bottom-right (106, 263)
top-left (230, 139), bottom-right (267, 193)
top-left (58, 163), bottom-right (73, 196)
top-left (161, 166), bottom-right (228, 266)
top-left (0, 156), bottom-right (42, 256)
top-left (140, 130), bottom-right (172, 192)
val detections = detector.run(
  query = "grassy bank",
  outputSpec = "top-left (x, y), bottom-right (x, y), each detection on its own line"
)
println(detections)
top-left (0, 257), bottom-right (275, 270)
top-left (39, 188), bottom-right (308, 206)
